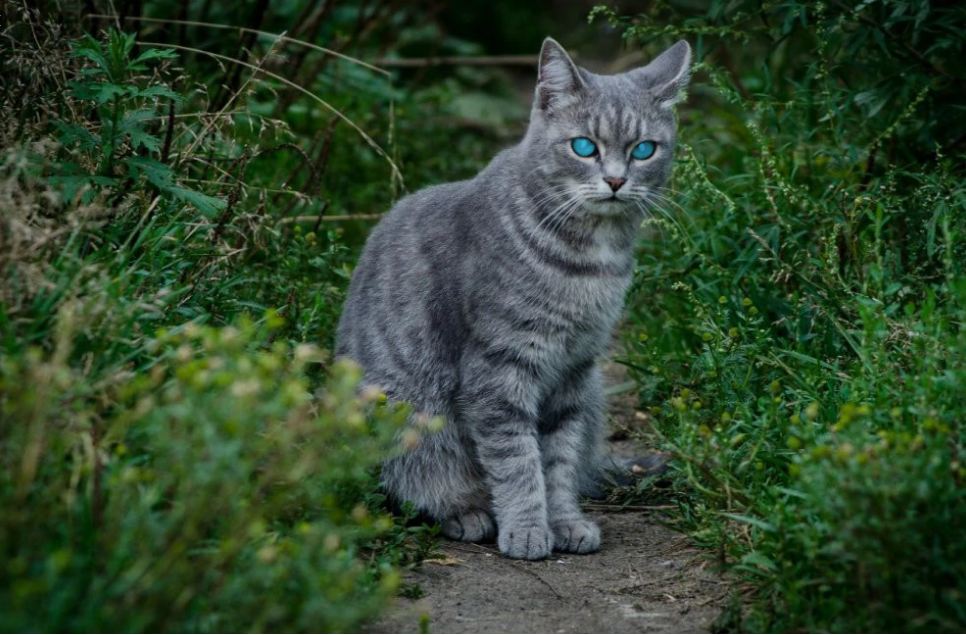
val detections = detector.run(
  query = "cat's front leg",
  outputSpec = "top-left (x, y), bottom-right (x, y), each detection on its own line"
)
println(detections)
top-left (463, 364), bottom-right (553, 560)
top-left (539, 363), bottom-right (604, 554)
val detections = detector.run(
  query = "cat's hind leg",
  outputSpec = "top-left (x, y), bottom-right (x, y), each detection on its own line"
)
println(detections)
top-left (381, 418), bottom-right (494, 538)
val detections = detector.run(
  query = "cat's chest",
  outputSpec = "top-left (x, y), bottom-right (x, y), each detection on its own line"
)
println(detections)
top-left (534, 272), bottom-right (631, 360)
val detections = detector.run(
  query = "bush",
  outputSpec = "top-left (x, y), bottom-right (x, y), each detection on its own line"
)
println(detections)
top-left (594, 1), bottom-right (966, 631)
top-left (0, 321), bottom-right (414, 632)
top-left (0, 9), bottom-right (442, 631)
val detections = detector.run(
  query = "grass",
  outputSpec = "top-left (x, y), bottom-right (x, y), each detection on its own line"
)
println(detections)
top-left (596, 1), bottom-right (966, 631)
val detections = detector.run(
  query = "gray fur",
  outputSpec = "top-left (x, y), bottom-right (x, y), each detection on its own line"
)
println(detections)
top-left (336, 38), bottom-right (691, 560)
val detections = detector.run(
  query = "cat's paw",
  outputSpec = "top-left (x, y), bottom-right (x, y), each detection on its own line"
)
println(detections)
top-left (440, 509), bottom-right (497, 543)
top-left (497, 523), bottom-right (553, 560)
top-left (551, 518), bottom-right (601, 554)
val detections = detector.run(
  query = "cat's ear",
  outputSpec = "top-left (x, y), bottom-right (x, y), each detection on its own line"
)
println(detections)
top-left (632, 40), bottom-right (692, 109)
top-left (535, 38), bottom-right (586, 112)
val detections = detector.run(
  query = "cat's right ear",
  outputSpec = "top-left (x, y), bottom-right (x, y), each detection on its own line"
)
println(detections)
top-left (535, 38), bottom-right (585, 113)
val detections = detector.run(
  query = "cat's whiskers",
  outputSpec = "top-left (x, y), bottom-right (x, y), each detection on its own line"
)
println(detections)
top-left (547, 186), bottom-right (594, 236)
top-left (532, 187), bottom-right (586, 236)
top-left (656, 185), bottom-right (695, 206)
top-left (645, 188), bottom-right (690, 217)
top-left (529, 184), bottom-right (582, 210)
top-left (639, 191), bottom-right (695, 248)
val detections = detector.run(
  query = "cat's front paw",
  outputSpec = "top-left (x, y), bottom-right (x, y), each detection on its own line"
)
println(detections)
top-left (497, 523), bottom-right (553, 560)
top-left (552, 518), bottom-right (601, 554)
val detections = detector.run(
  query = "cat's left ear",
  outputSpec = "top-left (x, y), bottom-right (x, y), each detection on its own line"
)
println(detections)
top-left (535, 38), bottom-right (586, 112)
top-left (632, 40), bottom-right (692, 108)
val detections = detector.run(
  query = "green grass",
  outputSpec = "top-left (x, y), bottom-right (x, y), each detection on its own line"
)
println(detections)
top-left (596, 1), bottom-right (966, 631)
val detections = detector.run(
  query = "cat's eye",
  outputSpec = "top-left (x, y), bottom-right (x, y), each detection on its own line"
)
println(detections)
top-left (632, 141), bottom-right (657, 160)
top-left (571, 137), bottom-right (598, 158)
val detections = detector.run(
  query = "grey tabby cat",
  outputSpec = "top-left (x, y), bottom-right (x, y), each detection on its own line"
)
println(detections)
top-left (336, 38), bottom-right (691, 560)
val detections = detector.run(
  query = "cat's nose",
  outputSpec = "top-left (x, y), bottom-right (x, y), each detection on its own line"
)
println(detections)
top-left (603, 177), bottom-right (626, 192)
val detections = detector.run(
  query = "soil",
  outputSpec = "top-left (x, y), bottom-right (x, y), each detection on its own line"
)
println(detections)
top-left (368, 362), bottom-right (730, 634)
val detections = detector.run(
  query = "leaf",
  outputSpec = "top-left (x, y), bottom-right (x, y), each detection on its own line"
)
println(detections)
top-left (53, 122), bottom-right (101, 152)
top-left (48, 171), bottom-right (118, 204)
top-left (720, 512), bottom-right (777, 533)
top-left (69, 34), bottom-right (109, 75)
top-left (854, 89), bottom-right (890, 118)
top-left (739, 551), bottom-right (778, 572)
top-left (66, 79), bottom-right (101, 102)
top-left (130, 47), bottom-right (179, 67)
top-left (93, 82), bottom-right (135, 105)
top-left (167, 186), bottom-right (227, 217)
top-left (119, 109), bottom-right (162, 152)
top-left (124, 155), bottom-right (175, 188)
top-left (137, 85), bottom-right (183, 103)
top-left (424, 555), bottom-right (463, 566)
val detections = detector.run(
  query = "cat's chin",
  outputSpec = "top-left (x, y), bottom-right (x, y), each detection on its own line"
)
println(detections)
top-left (584, 197), bottom-right (637, 217)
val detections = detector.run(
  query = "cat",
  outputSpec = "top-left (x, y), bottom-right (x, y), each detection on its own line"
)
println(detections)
top-left (335, 37), bottom-right (690, 560)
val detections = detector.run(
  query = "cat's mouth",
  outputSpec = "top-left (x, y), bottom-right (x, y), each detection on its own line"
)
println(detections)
top-left (593, 195), bottom-right (627, 204)
top-left (584, 195), bottom-right (634, 217)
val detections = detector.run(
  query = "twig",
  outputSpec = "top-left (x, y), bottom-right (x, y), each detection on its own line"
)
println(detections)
top-left (311, 201), bottom-right (329, 235)
top-left (444, 542), bottom-right (500, 555)
top-left (281, 213), bottom-right (385, 223)
top-left (510, 563), bottom-right (564, 599)
top-left (137, 40), bottom-right (404, 187)
top-left (160, 97), bottom-right (176, 164)
top-left (582, 503), bottom-right (677, 512)
top-left (374, 54), bottom-right (539, 68)
top-left (87, 14), bottom-right (389, 76)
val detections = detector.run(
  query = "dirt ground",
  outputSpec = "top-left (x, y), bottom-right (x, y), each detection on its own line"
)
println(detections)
top-left (369, 362), bottom-right (730, 634)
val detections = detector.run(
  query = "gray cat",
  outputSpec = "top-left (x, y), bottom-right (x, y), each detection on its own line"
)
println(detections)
top-left (335, 38), bottom-right (690, 560)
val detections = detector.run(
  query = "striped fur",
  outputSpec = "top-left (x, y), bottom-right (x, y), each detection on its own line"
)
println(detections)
top-left (336, 38), bottom-right (690, 560)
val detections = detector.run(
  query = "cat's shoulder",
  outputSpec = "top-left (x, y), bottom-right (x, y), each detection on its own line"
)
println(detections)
top-left (384, 146), bottom-right (515, 223)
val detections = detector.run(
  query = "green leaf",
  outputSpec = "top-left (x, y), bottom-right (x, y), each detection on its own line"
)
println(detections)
top-left (720, 512), bottom-right (777, 533)
top-left (855, 89), bottom-right (890, 118)
top-left (48, 171), bottom-right (119, 204)
top-left (53, 122), bottom-right (101, 152)
top-left (69, 34), bottom-right (109, 75)
top-left (739, 551), bottom-right (778, 572)
top-left (167, 186), bottom-right (227, 217)
top-left (93, 82), bottom-right (134, 105)
top-left (124, 155), bottom-right (175, 189)
top-left (137, 85), bottom-right (183, 103)
top-left (130, 47), bottom-right (179, 66)
top-left (119, 109), bottom-right (162, 152)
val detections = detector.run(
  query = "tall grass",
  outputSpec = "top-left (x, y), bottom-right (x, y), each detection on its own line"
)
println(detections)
top-left (595, 1), bottom-right (966, 630)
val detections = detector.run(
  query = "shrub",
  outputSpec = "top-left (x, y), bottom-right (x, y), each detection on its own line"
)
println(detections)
top-left (594, 1), bottom-right (966, 630)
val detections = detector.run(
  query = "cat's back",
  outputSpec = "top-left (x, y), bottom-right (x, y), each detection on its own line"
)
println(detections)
top-left (335, 177), bottom-right (481, 395)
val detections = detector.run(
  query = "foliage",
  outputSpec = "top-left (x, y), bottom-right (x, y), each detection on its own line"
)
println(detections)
top-left (593, 1), bottom-right (966, 631)
top-left (1, 323), bottom-right (414, 632)
top-left (0, 4), bottom-right (457, 630)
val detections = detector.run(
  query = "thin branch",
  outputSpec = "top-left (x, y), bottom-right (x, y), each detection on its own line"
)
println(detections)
top-left (374, 54), bottom-right (539, 68)
top-left (137, 40), bottom-right (404, 187)
top-left (88, 14), bottom-right (390, 77)
top-left (281, 213), bottom-right (385, 223)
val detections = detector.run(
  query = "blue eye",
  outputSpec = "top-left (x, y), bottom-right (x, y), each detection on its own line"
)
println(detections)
top-left (632, 141), bottom-right (656, 160)
top-left (571, 137), bottom-right (597, 158)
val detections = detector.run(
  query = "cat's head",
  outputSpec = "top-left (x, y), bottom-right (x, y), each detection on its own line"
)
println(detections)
top-left (521, 38), bottom-right (691, 219)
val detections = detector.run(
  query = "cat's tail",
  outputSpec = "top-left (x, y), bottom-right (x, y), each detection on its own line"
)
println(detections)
top-left (582, 452), bottom-right (672, 500)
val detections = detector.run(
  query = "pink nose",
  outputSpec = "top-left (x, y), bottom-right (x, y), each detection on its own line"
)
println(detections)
top-left (603, 177), bottom-right (626, 192)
